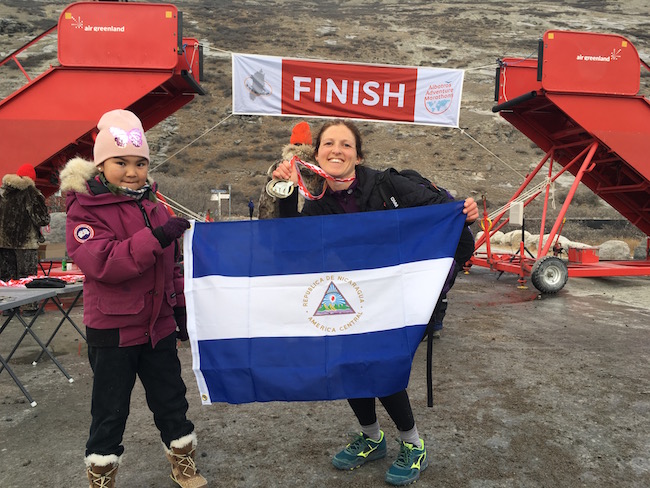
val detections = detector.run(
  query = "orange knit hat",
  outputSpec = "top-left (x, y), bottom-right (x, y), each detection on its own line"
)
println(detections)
top-left (289, 121), bottom-right (312, 145)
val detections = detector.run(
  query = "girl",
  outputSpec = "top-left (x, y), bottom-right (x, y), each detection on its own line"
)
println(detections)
top-left (60, 109), bottom-right (207, 488)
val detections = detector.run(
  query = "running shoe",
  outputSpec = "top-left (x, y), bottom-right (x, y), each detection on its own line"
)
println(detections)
top-left (332, 431), bottom-right (387, 470)
top-left (385, 438), bottom-right (428, 486)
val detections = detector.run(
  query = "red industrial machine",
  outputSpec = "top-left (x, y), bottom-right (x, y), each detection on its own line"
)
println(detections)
top-left (0, 1), bottom-right (205, 197)
top-left (472, 30), bottom-right (650, 293)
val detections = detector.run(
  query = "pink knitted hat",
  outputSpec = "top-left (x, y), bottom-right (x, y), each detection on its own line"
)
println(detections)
top-left (93, 109), bottom-right (150, 166)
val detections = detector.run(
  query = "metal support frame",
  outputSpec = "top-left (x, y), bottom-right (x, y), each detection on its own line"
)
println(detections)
top-left (472, 140), bottom-right (650, 285)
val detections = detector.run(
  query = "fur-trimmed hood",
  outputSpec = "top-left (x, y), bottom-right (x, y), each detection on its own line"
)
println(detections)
top-left (59, 157), bottom-right (98, 195)
top-left (0, 171), bottom-right (49, 250)
top-left (258, 143), bottom-right (319, 220)
top-left (59, 157), bottom-right (157, 196)
top-left (281, 142), bottom-right (315, 163)
top-left (2, 172), bottom-right (38, 191)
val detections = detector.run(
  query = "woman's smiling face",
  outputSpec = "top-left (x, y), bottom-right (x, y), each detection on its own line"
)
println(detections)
top-left (315, 123), bottom-right (361, 180)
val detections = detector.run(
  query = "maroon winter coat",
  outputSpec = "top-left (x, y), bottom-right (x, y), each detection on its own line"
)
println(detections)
top-left (61, 158), bottom-right (184, 347)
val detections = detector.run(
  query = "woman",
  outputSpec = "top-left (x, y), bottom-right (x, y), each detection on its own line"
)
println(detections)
top-left (273, 119), bottom-right (478, 486)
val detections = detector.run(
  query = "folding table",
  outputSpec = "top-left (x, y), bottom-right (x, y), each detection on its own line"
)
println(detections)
top-left (0, 287), bottom-right (74, 407)
top-left (33, 283), bottom-right (85, 364)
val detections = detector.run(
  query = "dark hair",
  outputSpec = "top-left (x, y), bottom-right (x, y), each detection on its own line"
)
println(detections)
top-left (313, 119), bottom-right (364, 160)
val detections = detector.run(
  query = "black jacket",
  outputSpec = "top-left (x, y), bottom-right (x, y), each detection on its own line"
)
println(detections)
top-left (278, 164), bottom-right (474, 266)
top-left (279, 165), bottom-right (448, 217)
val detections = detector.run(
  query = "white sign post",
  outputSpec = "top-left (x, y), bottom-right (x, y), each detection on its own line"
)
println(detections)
top-left (210, 188), bottom-right (231, 220)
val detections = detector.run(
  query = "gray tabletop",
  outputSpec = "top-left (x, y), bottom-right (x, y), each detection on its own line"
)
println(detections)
top-left (0, 288), bottom-right (58, 311)
top-left (54, 283), bottom-right (84, 297)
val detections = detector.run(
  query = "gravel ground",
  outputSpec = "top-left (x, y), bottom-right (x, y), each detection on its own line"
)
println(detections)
top-left (1, 267), bottom-right (649, 487)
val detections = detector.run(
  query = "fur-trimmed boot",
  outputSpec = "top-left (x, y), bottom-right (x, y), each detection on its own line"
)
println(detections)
top-left (164, 433), bottom-right (208, 488)
top-left (85, 454), bottom-right (120, 488)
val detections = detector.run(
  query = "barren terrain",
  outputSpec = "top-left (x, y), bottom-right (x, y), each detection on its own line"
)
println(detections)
top-left (1, 0), bottom-right (649, 244)
top-left (1, 269), bottom-right (650, 487)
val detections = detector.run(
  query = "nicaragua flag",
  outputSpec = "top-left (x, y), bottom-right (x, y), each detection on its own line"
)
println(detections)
top-left (184, 202), bottom-right (466, 405)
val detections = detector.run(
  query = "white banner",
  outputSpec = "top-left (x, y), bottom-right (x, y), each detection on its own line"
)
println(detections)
top-left (232, 53), bottom-right (464, 127)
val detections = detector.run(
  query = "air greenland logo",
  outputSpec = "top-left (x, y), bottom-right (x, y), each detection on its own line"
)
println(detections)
top-left (576, 48), bottom-right (623, 63)
top-left (64, 11), bottom-right (126, 33)
top-left (303, 275), bottom-right (365, 334)
top-left (424, 82), bottom-right (454, 115)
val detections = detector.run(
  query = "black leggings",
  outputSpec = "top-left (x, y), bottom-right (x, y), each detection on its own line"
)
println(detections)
top-left (347, 389), bottom-right (415, 432)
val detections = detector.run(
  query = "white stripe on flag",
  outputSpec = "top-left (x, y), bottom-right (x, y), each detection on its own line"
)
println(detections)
top-left (188, 257), bottom-right (452, 340)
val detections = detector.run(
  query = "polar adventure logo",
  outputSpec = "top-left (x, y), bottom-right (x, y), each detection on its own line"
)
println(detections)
top-left (424, 82), bottom-right (454, 115)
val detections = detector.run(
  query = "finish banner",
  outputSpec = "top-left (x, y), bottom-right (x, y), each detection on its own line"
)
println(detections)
top-left (232, 53), bottom-right (464, 127)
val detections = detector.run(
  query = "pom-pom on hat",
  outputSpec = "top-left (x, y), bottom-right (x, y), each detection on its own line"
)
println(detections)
top-left (289, 121), bottom-right (312, 145)
top-left (93, 109), bottom-right (150, 166)
top-left (16, 164), bottom-right (36, 181)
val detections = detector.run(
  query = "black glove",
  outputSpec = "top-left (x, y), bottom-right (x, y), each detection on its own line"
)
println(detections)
top-left (153, 217), bottom-right (190, 248)
top-left (174, 306), bottom-right (189, 341)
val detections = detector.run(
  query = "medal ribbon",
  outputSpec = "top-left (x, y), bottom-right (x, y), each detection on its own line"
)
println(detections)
top-left (289, 155), bottom-right (356, 201)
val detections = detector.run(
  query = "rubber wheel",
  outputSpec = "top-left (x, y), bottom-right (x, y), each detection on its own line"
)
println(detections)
top-left (530, 256), bottom-right (568, 294)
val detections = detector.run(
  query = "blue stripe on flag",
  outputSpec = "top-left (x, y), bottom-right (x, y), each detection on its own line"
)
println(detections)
top-left (197, 325), bottom-right (427, 404)
top-left (191, 202), bottom-right (465, 278)
top-left (187, 202), bottom-right (467, 404)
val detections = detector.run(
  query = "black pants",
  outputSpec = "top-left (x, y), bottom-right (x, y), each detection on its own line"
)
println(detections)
top-left (85, 333), bottom-right (194, 457)
top-left (348, 389), bottom-right (415, 432)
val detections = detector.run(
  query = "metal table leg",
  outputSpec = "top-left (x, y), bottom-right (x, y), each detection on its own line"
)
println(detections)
top-left (33, 290), bottom-right (86, 364)
top-left (1, 301), bottom-right (74, 383)
top-left (0, 351), bottom-right (37, 407)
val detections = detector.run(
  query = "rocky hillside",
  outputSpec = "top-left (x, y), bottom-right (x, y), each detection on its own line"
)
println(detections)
top-left (1, 0), bottom-right (648, 245)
